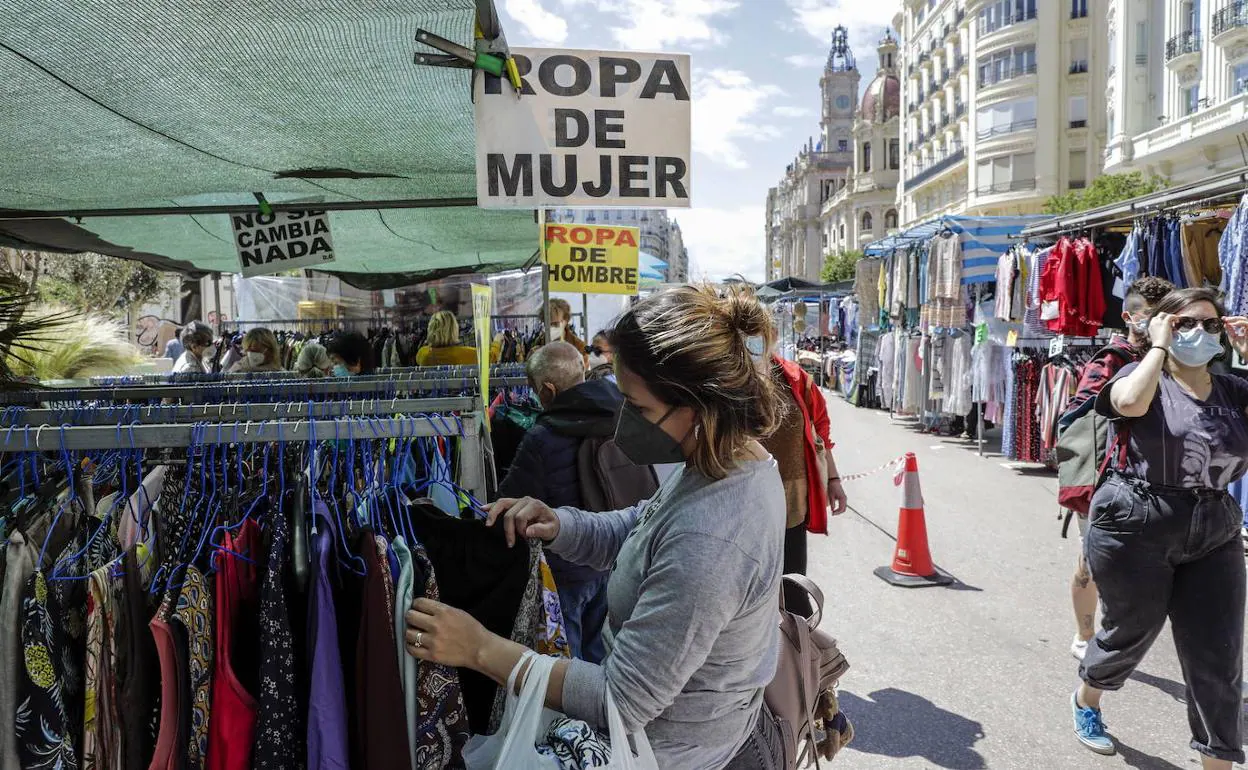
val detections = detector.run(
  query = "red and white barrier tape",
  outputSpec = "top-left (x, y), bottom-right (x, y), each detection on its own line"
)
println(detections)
top-left (839, 455), bottom-right (909, 483)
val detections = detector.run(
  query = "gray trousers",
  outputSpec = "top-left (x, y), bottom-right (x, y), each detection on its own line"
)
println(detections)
top-left (723, 705), bottom-right (787, 770)
top-left (1081, 474), bottom-right (1246, 763)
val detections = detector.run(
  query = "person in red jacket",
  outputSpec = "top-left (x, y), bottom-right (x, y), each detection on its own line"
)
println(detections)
top-left (1059, 277), bottom-right (1174, 662)
top-left (759, 343), bottom-right (848, 616)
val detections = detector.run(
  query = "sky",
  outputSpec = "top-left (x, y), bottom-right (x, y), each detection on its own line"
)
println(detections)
top-left (493, 0), bottom-right (898, 282)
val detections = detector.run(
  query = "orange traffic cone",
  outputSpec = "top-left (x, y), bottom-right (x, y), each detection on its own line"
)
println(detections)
top-left (874, 453), bottom-right (953, 588)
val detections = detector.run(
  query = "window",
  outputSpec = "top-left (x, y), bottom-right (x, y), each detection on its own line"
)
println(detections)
top-left (1136, 22), bottom-right (1148, 65)
top-left (839, 223), bottom-right (845, 240)
top-left (975, 97), bottom-right (1037, 137)
top-left (862, 212), bottom-right (874, 231)
top-left (1071, 0), bottom-right (1088, 18)
top-left (822, 232), bottom-right (829, 248)
top-left (862, 141), bottom-right (872, 172)
top-left (888, 139), bottom-right (901, 170)
top-left (979, 45), bottom-right (1037, 86)
top-left (885, 209), bottom-right (899, 229)
top-left (1234, 62), bottom-right (1248, 96)
top-left (1070, 38), bottom-right (1089, 73)
top-left (976, 152), bottom-right (1036, 193)
top-left (1185, 85), bottom-right (1200, 115)
top-left (1108, 109), bottom-right (1116, 137)
top-left (585, 212), bottom-right (596, 222)
top-left (1069, 149), bottom-right (1087, 187)
top-left (1069, 96), bottom-right (1088, 128)
top-left (837, 139), bottom-right (849, 152)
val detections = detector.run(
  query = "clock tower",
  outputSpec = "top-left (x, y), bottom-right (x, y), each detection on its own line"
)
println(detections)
top-left (820, 26), bottom-right (859, 157)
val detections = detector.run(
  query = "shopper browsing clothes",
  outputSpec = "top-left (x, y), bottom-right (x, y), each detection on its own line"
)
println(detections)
top-left (1073, 288), bottom-right (1248, 768)
top-left (415, 310), bottom-right (478, 367)
top-left (1057, 277), bottom-right (1175, 661)
top-left (496, 341), bottom-right (656, 663)
top-left (404, 285), bottom-right (789, 770)
top-left (172, 321), bottom-right (214, 374)
top-left (759, 337), bottom-right (848, 617)
top-left (326, 331), bottom-right (376, 375)
top-left (294, 340), bottom-right (333, 377)
top-left (228, 327), bottom-right (284, 373)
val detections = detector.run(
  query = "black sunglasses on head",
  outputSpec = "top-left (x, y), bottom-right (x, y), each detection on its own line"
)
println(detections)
top-left (1174, 317), bottom-right (1224, 334)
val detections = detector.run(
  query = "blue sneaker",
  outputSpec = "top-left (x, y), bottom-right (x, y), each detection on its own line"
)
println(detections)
top-left (1072, 691), bottom-right (1116, 755)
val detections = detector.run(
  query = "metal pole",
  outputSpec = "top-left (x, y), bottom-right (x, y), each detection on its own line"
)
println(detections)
top-left (582, 293), bottom-right (590, 345)
top-left (212, 274), bottom-right (223, 334)
top-left (0, 196), bottom-right (480, 220)
top-left (540, 209), bottom-right (552, 339)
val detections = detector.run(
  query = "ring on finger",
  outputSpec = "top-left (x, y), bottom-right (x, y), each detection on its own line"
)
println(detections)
top-left (413, 631), bottom-right (424, 648)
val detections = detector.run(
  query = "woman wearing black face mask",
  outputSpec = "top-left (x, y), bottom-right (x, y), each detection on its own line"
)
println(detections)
top-left (402, 285), bottom-right (790, 770)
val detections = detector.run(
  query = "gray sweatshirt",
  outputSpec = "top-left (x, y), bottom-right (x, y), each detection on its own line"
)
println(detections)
top-left (553, 458), bottom-right (785, 770)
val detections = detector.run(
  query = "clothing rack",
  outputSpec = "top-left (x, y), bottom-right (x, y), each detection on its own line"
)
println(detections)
top-left (0, 375), bottom-right (531, 406)
top-left (89, 364), bottom-right (528, 387)
top-left (2, 397), bottom-right (478, 427)
top-left (0, 414), bottom-right (486, 498)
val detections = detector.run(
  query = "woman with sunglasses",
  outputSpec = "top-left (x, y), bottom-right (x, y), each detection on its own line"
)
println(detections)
top-left (1073, 287), bottom-right (1248, 768)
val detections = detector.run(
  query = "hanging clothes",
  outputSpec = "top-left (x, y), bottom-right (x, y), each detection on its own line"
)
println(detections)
top-left (1181, 218), bottom-right (1225, 289)
top-left (252, 508), bottom-right (299, 770)
top-left (206, 520), bottom-right (262, 770)
top-left (1220, 194), bottom-right (1248, 315)
top-left (1040, 237), bottom-right (1105, 337)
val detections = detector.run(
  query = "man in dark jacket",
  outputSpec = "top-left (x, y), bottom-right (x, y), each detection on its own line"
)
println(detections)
top-left (497, 341), bottom-right (622, 662)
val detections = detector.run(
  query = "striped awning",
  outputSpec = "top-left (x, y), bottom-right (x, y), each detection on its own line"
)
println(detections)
top-left (862, 215), bottom-right (1047, 286)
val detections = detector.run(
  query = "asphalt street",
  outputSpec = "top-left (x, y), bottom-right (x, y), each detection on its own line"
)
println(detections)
top-left (813, 393), bottom-right (1244, 770)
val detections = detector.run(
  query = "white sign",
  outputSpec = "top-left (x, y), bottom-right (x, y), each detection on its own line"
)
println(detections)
top-left (231, 210), bottom-right (336, 277)
top-left (475, 47), bottom-right (692, 209)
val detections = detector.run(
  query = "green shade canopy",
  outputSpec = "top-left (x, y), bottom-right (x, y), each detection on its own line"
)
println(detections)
top-left (0, 0), bottom-right (536, 287)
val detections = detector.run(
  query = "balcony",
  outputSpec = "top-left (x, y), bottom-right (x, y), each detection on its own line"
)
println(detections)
top-left (978, 62), bottom-right (1038, 89)
top-left (905, 147), bottom-right (967, 189)
top-left (976, 118), bottom-right (1037, 140)
top-left (1213, 2), bottom-right (1248, 48)
top-left (978, 7), bottom-right (1038, 37)
top-left (976, 178), bottom-right (1038, 196)
top-left (1165, 29), bottom-right (1201, 70)
top-left (1069, 60), bottom-right (1089, 74)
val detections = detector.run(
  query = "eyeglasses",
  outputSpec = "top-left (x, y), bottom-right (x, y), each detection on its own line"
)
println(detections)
top-left (1174, 317), bottom-right (1224, 334)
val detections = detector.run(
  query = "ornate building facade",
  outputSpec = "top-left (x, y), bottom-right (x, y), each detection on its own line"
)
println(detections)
top-left (821, 31), bottom-right (904, 255)
top-left (765, 27), bottom-right (858, 282)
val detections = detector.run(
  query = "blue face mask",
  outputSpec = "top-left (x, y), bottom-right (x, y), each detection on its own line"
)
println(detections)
top-left (333, 364), bottom-right (351, 378)
top-left (1169, 328), bottom-right (1224, 368)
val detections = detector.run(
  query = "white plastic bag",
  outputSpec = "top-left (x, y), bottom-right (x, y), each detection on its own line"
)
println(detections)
top-left (464, 650), bottom-right (562, 769)
top-left (463, 650), bottom-right (660, 770)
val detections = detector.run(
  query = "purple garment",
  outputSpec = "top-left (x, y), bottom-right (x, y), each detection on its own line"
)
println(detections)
top-left (307, 502), bottom-right (350, 770)
top-left (1097, 363), bottom-right (1248, 489)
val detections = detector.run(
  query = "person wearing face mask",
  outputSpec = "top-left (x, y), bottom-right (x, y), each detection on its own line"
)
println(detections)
top-left (545, 299), bottom-right (588, 364)
top-left (325, 331), bottom-right (376, 376)
top-left (586, 331), bottom-right (615, 382)
top-left (495, 341), bottom-right (654, 663)
top-left (227, 328), bottom-right (283, 373)
top-left (1056, 276), bottom-right (1175, 663)
top-left (403, 285), bottom-right (789, 770)
top-left (172, 321), bottom-right (215, 375)
top-left (1071, 288), bottom-right (1248, 767)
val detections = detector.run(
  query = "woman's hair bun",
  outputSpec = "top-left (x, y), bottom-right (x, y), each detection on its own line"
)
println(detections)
top-left (718, 285), bottom-right (771, 338)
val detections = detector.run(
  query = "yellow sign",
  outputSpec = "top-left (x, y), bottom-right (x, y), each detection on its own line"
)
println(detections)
top-left (471, 284), bottom-right (493, 422)
top-left (543, 224), bottom-right (640, 296)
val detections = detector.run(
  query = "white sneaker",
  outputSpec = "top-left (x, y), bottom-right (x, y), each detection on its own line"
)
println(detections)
top-left (1071, 636), bottom-right (1089, 661)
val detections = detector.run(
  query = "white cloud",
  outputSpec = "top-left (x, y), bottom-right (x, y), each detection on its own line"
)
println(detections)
top-left (677, 206), bottom-right (767, 282)
top-left (774, 105), bottom-right (812, 118)
top-left (784, 53), bottom-right (826, 68)
top-left (785, 0), bottom-right (897, 59)
top-left (504, 0), bottom-right (569, 45)
top-left (692, 69), bottom-right (781, 169)
top-left (561, 0), bottom-right (738, 51)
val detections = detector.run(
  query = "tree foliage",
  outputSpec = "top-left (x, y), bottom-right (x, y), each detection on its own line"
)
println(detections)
top-left (36, 252), bottom-right (168, 314)
top-left (821, 249), bottom-right (864, 283)
top-left (1043, 172), bottom-right (1169, 215)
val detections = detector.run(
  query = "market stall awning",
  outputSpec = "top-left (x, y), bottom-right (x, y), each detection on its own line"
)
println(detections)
top-left (0, 0), bottom-right (536, 287)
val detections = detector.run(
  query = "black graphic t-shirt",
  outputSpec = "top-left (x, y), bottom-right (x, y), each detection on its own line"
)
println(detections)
top-left (1097, 362), bottom-right (1248, 489)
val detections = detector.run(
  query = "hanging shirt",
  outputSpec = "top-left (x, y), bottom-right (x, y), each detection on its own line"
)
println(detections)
top-left (206, 520), bottom-right (262, 770)
top-left (355, 533), bottom-right (412, 770)
top-left (1181, 218), bottom-right (1226, 289)
top-left (391, 537), bottom-right (420, 769)
top-left (1113, 228), bottom-right (1141, 298)
top-left (307, 505), bottom-right (350, 770)
top-left (172, 566), bottom-right (213, 770)
top-left (1220, 195), bottom-right (1248, 315)
top-left (253, 509), bottom-right (299, 770)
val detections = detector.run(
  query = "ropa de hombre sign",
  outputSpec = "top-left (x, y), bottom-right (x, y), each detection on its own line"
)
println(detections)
top-left (231, 210), bottom-right (336, 277)
top-left (475, 47), bottom-right (692, 208)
